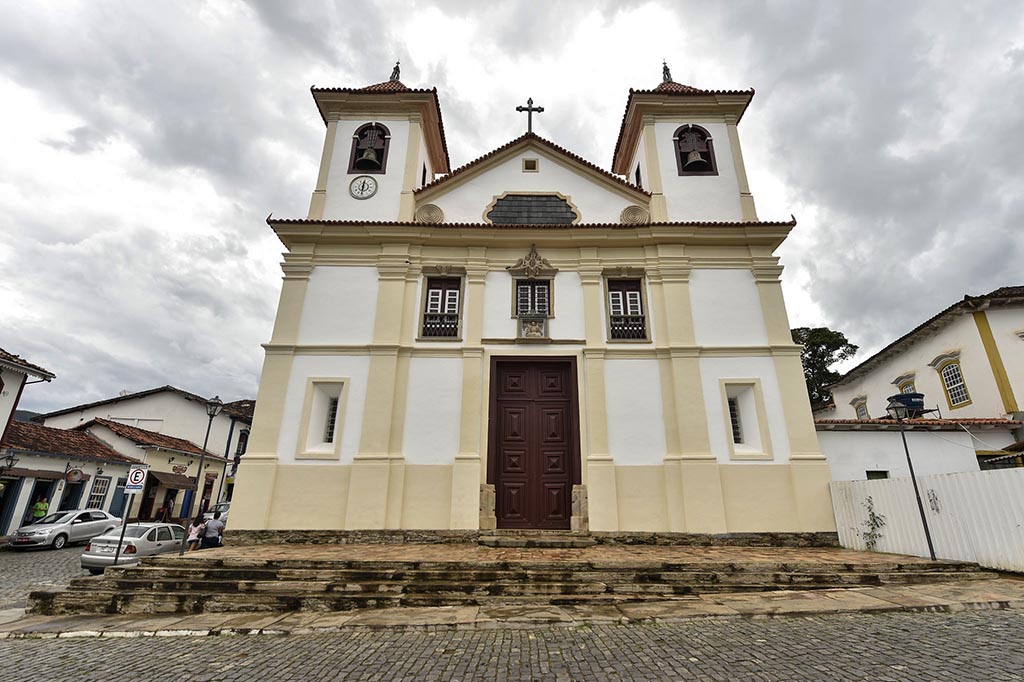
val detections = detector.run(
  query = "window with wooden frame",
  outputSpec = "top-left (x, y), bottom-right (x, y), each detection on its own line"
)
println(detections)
top-left (938, 360), bottom-right (971, 408)
top-left (514, 279), bottom-right (552, 339)
top-left (851, 396), bottom-right (869, 420)
top-left (606, 279), bottom-right (647, 340)
top-left (421, 277), bottom-right (463, 339)
top-left (296, 378), bottom-right (348, 460)
top-left (86, 477), bottom-right (110, 509)
top-left (673, 124), bottom-right (718, 176)
top-left (720, 380), bottom-right (773, 460)
top-left (348, 122), bottom-right (391, 174)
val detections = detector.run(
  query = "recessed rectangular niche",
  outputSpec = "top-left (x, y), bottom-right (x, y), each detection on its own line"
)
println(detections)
top-left (296, 378), bottom-right (348, 460)
top-left (522, 158), bottom-right (539, 172)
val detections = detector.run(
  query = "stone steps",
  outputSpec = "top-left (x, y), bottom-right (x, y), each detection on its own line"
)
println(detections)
top-left (28, 550), bottom-right (996, 616)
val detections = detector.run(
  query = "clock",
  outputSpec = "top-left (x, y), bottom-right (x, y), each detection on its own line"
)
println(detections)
top-left (349, 175), bottom-right (378, 199)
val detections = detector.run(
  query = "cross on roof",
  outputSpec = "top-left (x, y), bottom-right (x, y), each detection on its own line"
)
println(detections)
top-left (515, 97), bottom-right (544, 134)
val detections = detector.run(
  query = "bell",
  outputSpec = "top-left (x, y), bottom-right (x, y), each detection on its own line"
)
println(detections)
top-left (355, 147), bottom-right (381, 170)
top-left (683, 150), bottom-right (709, 171)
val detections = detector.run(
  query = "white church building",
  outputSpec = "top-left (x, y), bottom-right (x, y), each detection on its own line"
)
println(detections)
top-left (231, 65), bottom-right (835, 535)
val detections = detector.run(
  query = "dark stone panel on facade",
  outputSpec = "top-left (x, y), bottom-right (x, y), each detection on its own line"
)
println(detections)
top-left (486, 194), bottom-right (578, 224)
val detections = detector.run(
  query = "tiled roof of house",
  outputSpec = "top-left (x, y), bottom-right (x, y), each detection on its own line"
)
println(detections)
top-left (34, 385), bottom-right (214, 421)
top-left (1, 420), bottom-right (140, 463)
top-left (80, 418), bottom-right (227, 460)
top-left (0, 347), bottom-right (55, 380)
top-left (415, 132), bottom-right (650, 198)
top-left (267, 217), bottom-right (796, 229)
top-left (612, 80), bottom-right (755, 170)
top-left (831, 286), bottom-right (1024, 388)
top-left (221, 399), bottom-right (255, 422)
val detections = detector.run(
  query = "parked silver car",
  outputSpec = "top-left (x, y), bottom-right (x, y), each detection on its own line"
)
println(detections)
top-left (80, 523), bottom-right (186, 574)
top-left (9, 509), bottom-right (121, 550)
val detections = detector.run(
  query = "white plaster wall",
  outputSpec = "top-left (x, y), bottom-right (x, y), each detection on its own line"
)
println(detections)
top-left (604, 359), bottom-right (666, 465)
top-left (296, 266), bottom-right (379, 345)
top-left (818, 429), bottom-right (992, 481)
top-left (548, 271), bottom-right (585, 339)
top-left (700, 356), bottom-right (791, 462)
top-left (322, 118), bottom-right (410, 220)
top-left (42, 392), bottom-right (246, 459)
top-left (276, 355), bottom-right (370, 464)
top-left (0, 368), bottom-right (27, 434)
top-left (831, 314), bottom-right (1006, 419)
top-left (655, 121), bottom-right (743, 221)
top-left (430, 146), bottom-right (635, 224)
top-left (402, 358), bottom-right (463, 464)
top-left (690, 269), bottom-right (769, 347)
top-left (985, 306), bottom-right (1024, 405)
top-left (482, 271), bottom-right (514, 339)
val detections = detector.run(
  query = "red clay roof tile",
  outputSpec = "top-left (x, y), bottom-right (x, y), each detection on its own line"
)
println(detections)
top-left (1, 420), bottom-right (140, 463)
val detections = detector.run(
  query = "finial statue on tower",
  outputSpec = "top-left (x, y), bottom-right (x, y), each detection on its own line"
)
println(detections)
top-left (390, 60), bottom-right (401, 82)
top-left (662, 59), bottom-right (672, 83)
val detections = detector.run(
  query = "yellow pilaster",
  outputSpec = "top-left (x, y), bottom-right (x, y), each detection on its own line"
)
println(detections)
top-left (641, 116), bottom-right (669, 221)
top-left (308, 115), bottom-right (339, 220)
top-left (726, 115), bottom-right (758, 221)
top-left (973, 310), bottom-right (1020, 413)
top-left (398, 114), bottom-right (424, 221)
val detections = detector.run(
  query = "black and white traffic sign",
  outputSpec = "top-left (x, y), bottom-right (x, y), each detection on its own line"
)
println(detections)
top-left (126, 465), bottom-right (148, 492)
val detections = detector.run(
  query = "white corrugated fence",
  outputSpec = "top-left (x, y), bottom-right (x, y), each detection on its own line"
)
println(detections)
top-left (831, 468), bottom-right (1024, 572)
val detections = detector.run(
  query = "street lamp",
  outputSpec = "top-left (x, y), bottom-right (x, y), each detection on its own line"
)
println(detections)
top-left (885, 392), bottom-right (937, 561)
top-left (0, 452), bottom-right (20, 496)
top-left (179, 395), bottom-right (223, 555)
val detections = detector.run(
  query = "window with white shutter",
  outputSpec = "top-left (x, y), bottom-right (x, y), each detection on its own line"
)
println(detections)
top-left (422, 277), bottom-right (462, 338)
top-left (607, 279), bottom-right (647, 340)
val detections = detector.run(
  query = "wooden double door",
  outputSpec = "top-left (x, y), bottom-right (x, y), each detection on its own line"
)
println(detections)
top-left (489, 359), bottom-right (581, 529)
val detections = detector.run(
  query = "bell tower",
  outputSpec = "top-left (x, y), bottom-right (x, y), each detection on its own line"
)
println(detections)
top-left (611, 63), bottom-right (758, 223)
top-left (305, 63), bottom-right (451, 222)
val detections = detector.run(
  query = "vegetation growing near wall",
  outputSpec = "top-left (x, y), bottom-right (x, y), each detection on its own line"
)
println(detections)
top-left (861, 495), bottom-right (886, 551)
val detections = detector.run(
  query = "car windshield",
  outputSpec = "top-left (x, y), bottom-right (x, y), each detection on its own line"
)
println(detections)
top-left (35, 513), bottom-right (75, 525)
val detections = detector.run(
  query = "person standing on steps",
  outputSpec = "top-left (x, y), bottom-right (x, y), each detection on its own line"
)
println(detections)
top-left (201, 510), bottom-right (225, 549)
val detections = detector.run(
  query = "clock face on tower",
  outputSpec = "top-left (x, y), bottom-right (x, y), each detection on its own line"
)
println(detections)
top-left (349, 175), bottom-right (378, 199)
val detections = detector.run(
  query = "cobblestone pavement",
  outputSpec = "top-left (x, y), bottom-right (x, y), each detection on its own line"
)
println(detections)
top-left (2, 610), bottom-right (1022, 681)
top-left (0, 546), bottom-right (90, 609)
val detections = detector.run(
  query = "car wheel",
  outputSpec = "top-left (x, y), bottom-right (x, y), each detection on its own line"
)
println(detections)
top-left (51, 534), bottom-right (68, 550)
top-left (88, 569), bottom-right (104, 576)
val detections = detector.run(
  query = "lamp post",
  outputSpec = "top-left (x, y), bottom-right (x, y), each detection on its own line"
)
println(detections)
top-left (179, 395), bottom-right (223, 555)
top-left (885, 392), bottom-right (937, 561)
top-left (0, 452), bottom-right (19, 497)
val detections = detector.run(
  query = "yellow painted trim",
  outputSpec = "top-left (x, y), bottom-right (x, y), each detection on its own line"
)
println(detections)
top-left (935, 358), bottom-right (974, 411)
top-left (398, 116), bottom-right (423, 221)
top-left (308, 118), bottom-right (338, 220)
top-left (719, 378), bottom-right (773, 461)
top-left (521, 158), bottom-right (539, 172)
top-left (295, 377), bottom-right (349, 460)
top-left (973, 310), bottom-right (1019, 413)
top-left (725, 119), bottom-right (758, 221)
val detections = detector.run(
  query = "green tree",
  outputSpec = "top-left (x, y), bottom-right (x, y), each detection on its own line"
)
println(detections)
top-left (791, 327), bottom-right (859, 405)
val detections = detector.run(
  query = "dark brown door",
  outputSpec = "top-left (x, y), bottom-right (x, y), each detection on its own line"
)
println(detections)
top-left (491, 360), bottom-right (578, 529)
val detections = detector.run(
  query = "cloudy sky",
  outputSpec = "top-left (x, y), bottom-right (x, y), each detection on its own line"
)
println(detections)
top-left (3, 1), bottom-right (1022, 413)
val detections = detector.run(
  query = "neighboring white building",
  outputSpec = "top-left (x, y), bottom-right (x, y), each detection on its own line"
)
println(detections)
top-left (37, 385), bottom-right (253, 474)
top-left (0, 420), bottom-right (135, 535)
top-left (1, 347), bottom-right (55, 442)
top-left (826, 287), bottom-right (1024, 422)
top-left (816, 418), bottom-right (1020, 481)
top-left (231, 65), bottom-right (836, 535)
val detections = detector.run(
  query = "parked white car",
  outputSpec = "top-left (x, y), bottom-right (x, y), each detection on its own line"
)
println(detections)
top-left (9, 510), bottom-right (121, 550)
top-left (80, 523), bottom-right (186, 575)
top-left (202, 502), bottom-right (230, 526)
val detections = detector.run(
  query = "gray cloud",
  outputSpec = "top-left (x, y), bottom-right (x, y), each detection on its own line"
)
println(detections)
top-left (2, 0), bottom-right (1021, 413)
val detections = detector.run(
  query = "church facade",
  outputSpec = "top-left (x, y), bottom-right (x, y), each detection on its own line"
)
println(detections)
top-left (230, 66), bottom-right (836, 534)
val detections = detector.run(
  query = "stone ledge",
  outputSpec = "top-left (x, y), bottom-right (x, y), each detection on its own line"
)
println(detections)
top-left (223, 529), bottom-right (839, 548)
